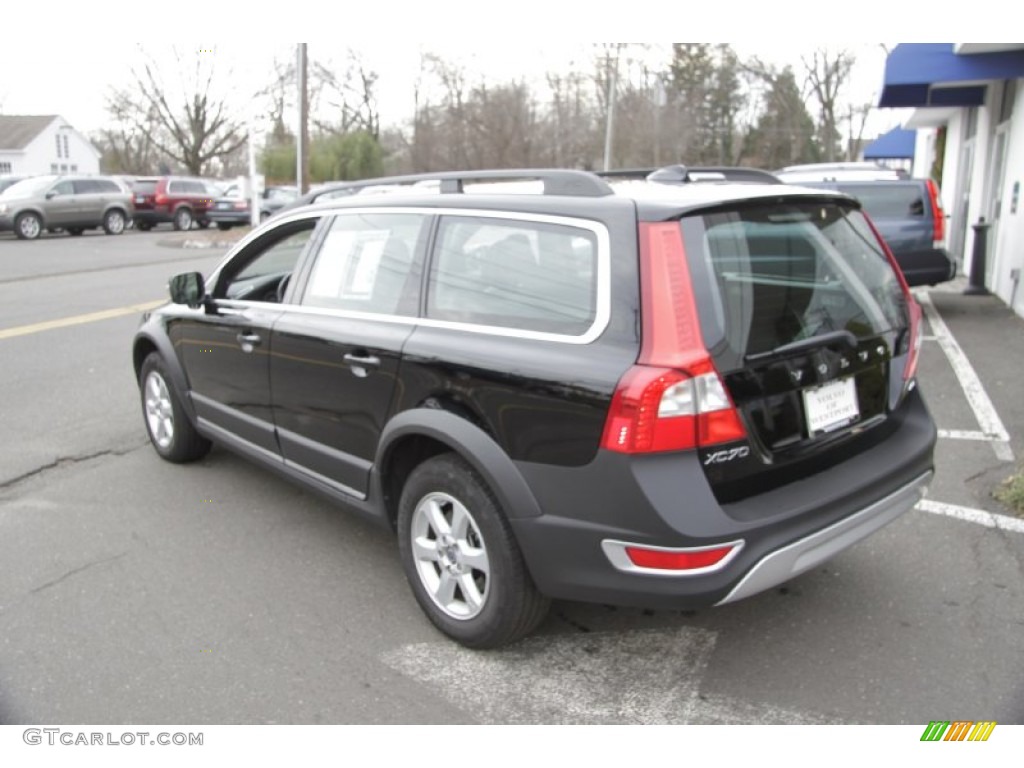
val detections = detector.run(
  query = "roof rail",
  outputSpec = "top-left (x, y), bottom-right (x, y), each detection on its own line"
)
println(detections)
top-left (646, 164), bottom-right (781, 184)
top-left (334, 169), bottom-right (614, 198)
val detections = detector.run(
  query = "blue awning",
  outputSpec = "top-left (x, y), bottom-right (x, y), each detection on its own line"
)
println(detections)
top-left (863, 127), bottom-right (916, 160)
top-left (878, 43), bottom-right (1024, 108)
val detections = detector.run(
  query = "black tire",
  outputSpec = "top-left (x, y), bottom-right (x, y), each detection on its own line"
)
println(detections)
top-left (136, 221), bottom-right (153, 232)
top-left (173, 207), bottom-right (193, 231)
top-left (397, 453), bottom-right (549, 648)
top-left (216, 222), bottom-right (234, 231)
top-left (196, 219), bottom-right (210, 230)
top-left (14, 212), bottom-right (42, 240)
top-left (139, 353), bottom-right (211, 463)
top-left (67, 228), bottom-right (85, 236)
top-left (103, 209), bottom-right (126, 235)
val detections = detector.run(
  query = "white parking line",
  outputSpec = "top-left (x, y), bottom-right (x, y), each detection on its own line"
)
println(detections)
top-left (916, 292), bottom-right (1014, 462)
top-left (938, 429), bottom-right (999, 441)
top-left (917, 499), bottom-right (1024, 534)
top-left (382, 627), bottom-right (831, 724)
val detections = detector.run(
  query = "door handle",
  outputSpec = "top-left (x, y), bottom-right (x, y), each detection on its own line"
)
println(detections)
top-left (343, 352), bottom-right (380, 378)
top-left (343, 353), bottom-right (380, 367)
top-left (236, 332), bottom-right (262, 353)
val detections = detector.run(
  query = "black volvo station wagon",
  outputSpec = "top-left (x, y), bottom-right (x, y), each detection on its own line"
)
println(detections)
top-left (133, 167), bottom-right (936, 648)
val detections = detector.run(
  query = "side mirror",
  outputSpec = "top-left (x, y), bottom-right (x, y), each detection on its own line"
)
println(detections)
top-left (45, 190), bottom-right (58, 199)
top-left (168, 272), bottom-right (206, 308)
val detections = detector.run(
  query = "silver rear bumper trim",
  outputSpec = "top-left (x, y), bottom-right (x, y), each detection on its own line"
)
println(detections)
top-left (716, 470), bottom-right (933, 606)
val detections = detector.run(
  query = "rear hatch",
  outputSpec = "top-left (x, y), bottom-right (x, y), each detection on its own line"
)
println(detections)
top-left (676, 198), bottom-right (919, 503)
top-left (131, 179), bottom-right (159, 211)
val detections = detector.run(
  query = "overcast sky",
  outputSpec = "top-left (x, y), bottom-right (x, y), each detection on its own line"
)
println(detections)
top-left (0, 3), bottom-right (991, 146)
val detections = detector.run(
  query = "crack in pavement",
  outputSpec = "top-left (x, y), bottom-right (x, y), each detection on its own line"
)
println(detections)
top-left (28, 551), bottom-right (129, 596)
top-left (0, 442), bottom-right (149, 492)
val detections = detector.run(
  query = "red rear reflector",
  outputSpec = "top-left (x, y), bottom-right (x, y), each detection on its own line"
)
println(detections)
top-left (625, 544), bottom-right (737, 571)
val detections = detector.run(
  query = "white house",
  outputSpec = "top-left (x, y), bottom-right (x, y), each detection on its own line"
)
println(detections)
top-left (0, 115), bottom-right (101, 177)
top-left (879, 44), bottom-right (1024, 318)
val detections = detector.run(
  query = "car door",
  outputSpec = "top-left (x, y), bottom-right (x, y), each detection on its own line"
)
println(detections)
top-left (269, 211), bottom-right (429, 498)
top-left (44, 180), bottom-right (77, 227)
top-left (71, 179), bottom-right (102, 224)
top-left (168, 217), bottom-right (323, 455)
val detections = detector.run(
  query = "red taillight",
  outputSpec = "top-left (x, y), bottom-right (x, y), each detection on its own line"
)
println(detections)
top-left (864, 216), bottom-right (922, 385)
top-left (904, 297), bottom-right (923, 384)
top-left (926, 179), bottom-right (945, 247)
top-left (601, 222), bottom-right (747, 454)
top-left (624, 543), bottom-right (739, 571)
top-left (155, 193), bottom-right (168, 205)
top-left (233, 200), bottom-right (249, 211)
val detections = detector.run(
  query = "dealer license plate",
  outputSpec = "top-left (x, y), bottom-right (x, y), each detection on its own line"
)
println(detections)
top-left (802, 377), bottom-right (859, 436)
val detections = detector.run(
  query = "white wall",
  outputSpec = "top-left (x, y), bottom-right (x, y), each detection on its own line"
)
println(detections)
top-left (18, 117), bottom-right (100, 176)
top-left (990, 79), bottom-right (1024, 315)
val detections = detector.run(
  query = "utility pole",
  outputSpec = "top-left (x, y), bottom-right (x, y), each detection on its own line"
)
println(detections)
top-left (297, 43), bottom-right (309, 194)
top-left (602, 49), bottom-right (620, 172)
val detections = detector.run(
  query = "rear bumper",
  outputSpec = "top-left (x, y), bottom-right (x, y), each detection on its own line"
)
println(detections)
top-left (716, 470), bottom-right (930, 604)
top-left (206, 209), bottom-right (251, 225)
top-left (509, 387), bottom-right (936, 610)
top-left (895, 247), bottom-right (956, 287)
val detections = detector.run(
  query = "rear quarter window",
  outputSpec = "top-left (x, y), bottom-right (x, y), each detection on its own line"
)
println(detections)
top-left (427, 215), bottom-right (598, 336)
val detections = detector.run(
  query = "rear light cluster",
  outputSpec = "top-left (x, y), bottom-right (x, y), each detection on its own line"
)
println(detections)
top-left (925, 179), bottom-right (945, 248)
top-left (864, 216), bottom-right (922, 386)
top-left (601, 222), bottom-right (747, 454)
top-left (233, 200), bottom-right (250, 211)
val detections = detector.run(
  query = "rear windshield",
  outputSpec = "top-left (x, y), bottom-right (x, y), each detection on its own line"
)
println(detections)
top-left (133, 180), bottom-right (158, 194)
top-left (682, 201), bottom-right (906, 360)
top-left (836, 183), bottom-right (925, 219)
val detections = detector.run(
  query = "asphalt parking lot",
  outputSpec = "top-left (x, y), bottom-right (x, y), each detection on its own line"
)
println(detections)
top-left (0, 230), bottom-right (1021, 725)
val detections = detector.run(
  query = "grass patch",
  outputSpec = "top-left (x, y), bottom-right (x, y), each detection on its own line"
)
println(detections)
top-left (994, 468), bottom-right (1024, 516)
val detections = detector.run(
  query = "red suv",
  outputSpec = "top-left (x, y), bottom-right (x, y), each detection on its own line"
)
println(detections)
top-left (131, 176), bottom-right (221, 231)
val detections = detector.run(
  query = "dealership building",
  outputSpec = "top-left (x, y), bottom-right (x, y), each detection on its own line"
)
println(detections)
top-left (880, 43), bottom-right (1024, 317)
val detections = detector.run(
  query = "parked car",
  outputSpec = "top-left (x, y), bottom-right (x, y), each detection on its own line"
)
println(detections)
top-left (207, 185), bottom-right (299, 230)
top-left (787, 178), bottom-right (955, 287)
top-left (130, 176), bottom-right (221, 231)
top-left (0, 175), bottom-right (29, 195)
top-left (774, 162), bottom-right (906, 183)
top-left (133, 167), bottom-right (936, 648)
top-left (0, 175), bottom-right (133, 240)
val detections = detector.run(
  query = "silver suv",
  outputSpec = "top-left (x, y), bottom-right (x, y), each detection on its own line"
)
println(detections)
top-left (0, 175), bottom-right (134, 240)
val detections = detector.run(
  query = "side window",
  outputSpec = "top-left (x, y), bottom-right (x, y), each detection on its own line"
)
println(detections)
top-left (301, 213), bottom-right (426, 316)
top-left (167, 181), bottom-right (181, 195)
top-left (52, 180), bottom-right (74, 196)
top-left (217, 220), bottom-right (318, 302)
top-left (427, 216), bottom-right (598, 335)
top-left (72, 179), bottom-right (98, 194)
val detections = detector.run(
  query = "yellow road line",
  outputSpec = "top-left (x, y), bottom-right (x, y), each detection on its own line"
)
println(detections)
top-left (0, 300), bottom-right (165, 341)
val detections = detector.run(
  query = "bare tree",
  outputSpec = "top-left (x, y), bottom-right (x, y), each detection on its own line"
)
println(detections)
top-left (106, 46), bottom-right (248, 176)
top-left (310, 51), bottom-right (380, 139)
top-left (803, 48), bottom-right (855, 162)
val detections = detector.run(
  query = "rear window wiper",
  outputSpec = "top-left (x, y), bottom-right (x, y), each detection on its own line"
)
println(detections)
top-left (745, 329), bottom-right (858, 362)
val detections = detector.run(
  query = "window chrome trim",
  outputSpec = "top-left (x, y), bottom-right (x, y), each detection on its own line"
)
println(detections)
top-left (211, 207), bottom-right (612, 346)
top-left (601, 539), bottom-right (746, 577)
